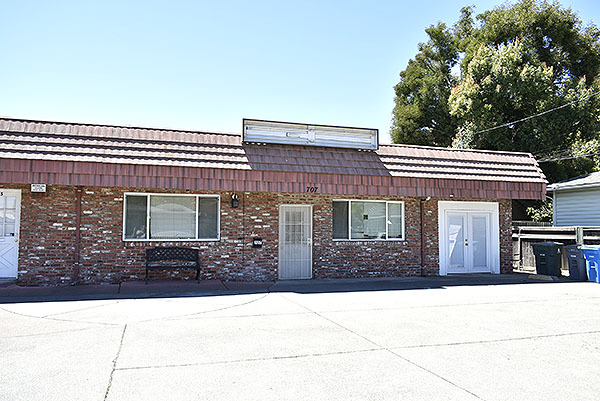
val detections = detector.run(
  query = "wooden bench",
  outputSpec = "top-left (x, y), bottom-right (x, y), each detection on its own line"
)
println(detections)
top-left (145, 247), bottom-right (201, 284)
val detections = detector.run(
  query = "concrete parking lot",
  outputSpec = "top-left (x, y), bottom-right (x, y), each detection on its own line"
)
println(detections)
top-left (1, 275), bottom-right (599, 401)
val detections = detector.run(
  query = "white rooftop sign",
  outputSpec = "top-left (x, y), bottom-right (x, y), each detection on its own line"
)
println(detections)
top-left (243, 119), bottom-right (378, 150)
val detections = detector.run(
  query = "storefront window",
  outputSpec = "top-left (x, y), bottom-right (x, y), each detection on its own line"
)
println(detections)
top-left (124, 194), bottom-right (219, 241)
top-left (332, 200), bottom-right (404, 240)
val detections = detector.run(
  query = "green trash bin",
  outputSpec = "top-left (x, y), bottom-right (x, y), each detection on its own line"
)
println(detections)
top-left (532, 242), bottom-right (562, 276)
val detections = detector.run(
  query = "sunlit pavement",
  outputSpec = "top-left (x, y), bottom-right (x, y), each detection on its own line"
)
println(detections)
top-left (1, 275), bottom-right (599, 401)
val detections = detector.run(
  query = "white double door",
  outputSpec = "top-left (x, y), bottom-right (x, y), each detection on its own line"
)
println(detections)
top-left (279, 205), bottom-right (312, 279)
top-left (0, 189), bottom-right (21, 279)
top-left (446, 211), bottom-right (492, 273)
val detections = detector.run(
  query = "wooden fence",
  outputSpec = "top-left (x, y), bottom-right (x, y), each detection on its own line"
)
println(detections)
top-left (512, 225), bottom-right (600, 272)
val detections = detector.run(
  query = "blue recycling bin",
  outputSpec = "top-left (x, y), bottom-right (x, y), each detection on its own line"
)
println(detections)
top-left (581, 245), bottom-right (600, 283)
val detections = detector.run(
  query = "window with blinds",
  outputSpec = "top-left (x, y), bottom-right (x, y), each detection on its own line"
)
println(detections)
top-left (332, 200), bottom-right (404, 241)
top-left (123, 193), bottom-right (219, 241)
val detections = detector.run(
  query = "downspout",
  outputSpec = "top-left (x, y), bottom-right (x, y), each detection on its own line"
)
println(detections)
top-left (552, 191), bottom-right (557, 227)
top-left (72, 187), bottom-right (82, 285)
top-left (420, 198), bottom-right (426, 276)
top-left (242, 192), bottom-right (245, 269)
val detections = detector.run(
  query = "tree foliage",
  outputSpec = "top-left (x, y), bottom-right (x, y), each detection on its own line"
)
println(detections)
top-left (391, 23), bottom-right (458, 146)
top-left (449, 40), bottom-right (600, 154)
top-left (391, 0), bottom-right (600, 183)
top-left (526, 200), bottom-right (553, 222)
top-left (459, 0), bottom-right (600, 85)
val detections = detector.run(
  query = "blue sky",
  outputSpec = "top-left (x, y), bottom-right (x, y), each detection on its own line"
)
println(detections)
top-left (1, 1), bottom-right (600, 143)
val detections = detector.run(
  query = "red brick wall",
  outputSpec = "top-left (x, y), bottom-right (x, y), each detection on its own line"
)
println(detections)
top-left (9, 184), bottom-right (78, 285)
top-left (499, 199), bottom-right (514, 273)
top-left (3, 184), bottom-right (513, 285)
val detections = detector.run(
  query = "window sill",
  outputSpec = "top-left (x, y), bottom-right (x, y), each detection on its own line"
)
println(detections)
top-left (123, 238), bottom-right (220, 242)
top-left (332, 238), bottom-right (405, 242)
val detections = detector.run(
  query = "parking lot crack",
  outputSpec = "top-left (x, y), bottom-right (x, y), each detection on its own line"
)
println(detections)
top-left (390, 329), bottom-right (600, 349)
top-left (139, 293), bottom-right (271, 322)
top-left (0, 325), bottom-right (113, 339)
top-left (278, 293), bottom-right (486, 401)
top-left (0, 305), bottom-right (119, 326)
top-left (115, 348), bottom-right (380, 371)
top-left (42, 301), bottom-right (119, 318)
top-left (104, 324), bottom-right (127, 401)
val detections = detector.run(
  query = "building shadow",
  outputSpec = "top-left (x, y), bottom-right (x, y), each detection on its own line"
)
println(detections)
top-left (0, 274), bottom-right (570, 304)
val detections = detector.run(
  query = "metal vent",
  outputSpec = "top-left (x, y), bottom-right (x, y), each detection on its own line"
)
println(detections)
top-left (243, 119), bottom-right (378, 150)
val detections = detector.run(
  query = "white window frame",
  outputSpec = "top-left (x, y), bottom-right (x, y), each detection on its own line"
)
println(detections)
top-left (122, 192), bottom-right (220, 242)
top-left (332, 199), bottom-right (405, 241)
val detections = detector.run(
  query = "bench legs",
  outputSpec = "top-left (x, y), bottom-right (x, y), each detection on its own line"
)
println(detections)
top-left (144, 267), bottom-right (200, 284)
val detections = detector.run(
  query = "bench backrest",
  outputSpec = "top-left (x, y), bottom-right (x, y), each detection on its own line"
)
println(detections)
top-left (146, 247), bottom-right (199, 262)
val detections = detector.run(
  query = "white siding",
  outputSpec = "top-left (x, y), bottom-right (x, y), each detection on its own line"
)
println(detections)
top-left (554, 188), bottom-right (600, 226)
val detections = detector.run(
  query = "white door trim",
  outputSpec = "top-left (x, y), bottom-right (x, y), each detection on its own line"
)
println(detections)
top-left (278, 204), bottom-right (313, 280)
top-left (438, 201), bottom-right (500, 275)
top-left (0, 189), bottom-right (22, 279)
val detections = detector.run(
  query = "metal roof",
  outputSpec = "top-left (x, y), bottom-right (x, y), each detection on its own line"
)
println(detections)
top-left (548, 171), bottom-right (600, 192)
top-left (0, 117), bottom-right (547, 199)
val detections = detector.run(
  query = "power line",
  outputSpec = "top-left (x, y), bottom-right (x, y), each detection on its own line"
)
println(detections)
top-left (472, 89), bottom-right (600, 136)
top-left (538, 151), bottom-right (600, 162)
top-left (534, 147), bottom-right (573, 159)
top-left (533, 142), bottom-right (579, 158)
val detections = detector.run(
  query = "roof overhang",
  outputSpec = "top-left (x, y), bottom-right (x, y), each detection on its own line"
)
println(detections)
top-left (548, 182), bottom-right (600, 192)
top-left (0, 116), bottom-right (547, 200)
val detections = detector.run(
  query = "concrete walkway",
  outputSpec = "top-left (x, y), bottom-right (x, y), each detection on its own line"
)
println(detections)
top-left (1, 275), bottom-right (598, 401)
top-left (0, 273), bottom-right (557, 303)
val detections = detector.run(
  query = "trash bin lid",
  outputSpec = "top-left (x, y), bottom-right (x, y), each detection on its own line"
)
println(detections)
top-left (581, 245), bottom-right (600, 258)
top-left (532, 242), bottom-right (562, 253)
top-left (564, 244), bottom-right (583, 257)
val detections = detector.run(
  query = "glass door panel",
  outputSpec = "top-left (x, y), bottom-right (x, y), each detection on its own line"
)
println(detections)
top-left (447, 212), bottom-right (467, 272)
top-left (469, 213), bottom-right (490, 272)
top-left (445, 211), bottom-right (491, 273)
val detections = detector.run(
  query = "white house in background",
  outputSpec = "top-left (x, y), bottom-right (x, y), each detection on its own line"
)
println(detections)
top-left (548, 171), bottom-right (600, 226)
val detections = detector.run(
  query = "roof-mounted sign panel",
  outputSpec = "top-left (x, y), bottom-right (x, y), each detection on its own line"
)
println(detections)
top-left (243, 119), bottom-right (378, 150)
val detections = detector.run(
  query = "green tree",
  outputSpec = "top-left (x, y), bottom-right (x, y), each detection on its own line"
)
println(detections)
top-left (391, 23), bottom-right (459, 146)
top-left (460, 0), bottom-right (600, 85)
top-left (526, 200), bottom-right (553, 222)
top-left (391, 0), bottom-right (600, 180)
top-left (448, 39), bottom-right (600, 182)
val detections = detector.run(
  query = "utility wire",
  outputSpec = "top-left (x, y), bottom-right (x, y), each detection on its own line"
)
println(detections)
top-left (472, 89), bottom-right (600, 136)
top-left (538, 151), bottom-right (600, 162)
top-left (533, 142), bottom-right (580, 158)
top-left (535, 139), bottom-right (600, 161)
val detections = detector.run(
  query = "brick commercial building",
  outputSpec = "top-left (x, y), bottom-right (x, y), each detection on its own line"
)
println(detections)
top-left (0, 118), bottom-right (546, 285)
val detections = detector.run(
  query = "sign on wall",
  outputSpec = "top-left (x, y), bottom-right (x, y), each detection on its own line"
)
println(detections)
top-left (30, 184), bottom-right (47, 193)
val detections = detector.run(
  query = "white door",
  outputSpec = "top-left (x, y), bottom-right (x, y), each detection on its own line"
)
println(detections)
top-left (0, 190), bottom-right (21, 279)
top-left (447, 212), bottom-right (468, 273)
top-left (279, 205), bottom-right (312, 279)
top-left (445, 211), bottom-right (492, 274)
